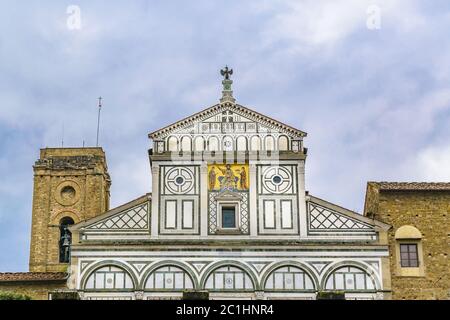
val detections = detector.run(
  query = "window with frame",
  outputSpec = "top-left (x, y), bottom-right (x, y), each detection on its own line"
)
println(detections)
top-left (400, 244), bottom-right (419, 267)
top-left (221, 206), bottom-right (236, 229)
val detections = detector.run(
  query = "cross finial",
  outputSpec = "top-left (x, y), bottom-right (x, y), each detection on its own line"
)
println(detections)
top-left (220, 66), bottom-right (233, 80)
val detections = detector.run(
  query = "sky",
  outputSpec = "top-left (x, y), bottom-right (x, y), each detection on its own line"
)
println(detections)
top-left (0, 1), bottom-right (449, 271)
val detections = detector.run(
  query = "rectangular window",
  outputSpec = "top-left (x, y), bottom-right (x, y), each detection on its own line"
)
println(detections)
top-left (281, 200), bottom-right (293, 229)
top-left (182, 201), bottom-right (193, 229)
top-left (264, 200), bottom-right (276, 229)
top-left (400, 244), bottom-right (419, 267)
top-left (222, 206), bottom-right (236, 228)
top-left (165, 200), bottom-right (177, 229)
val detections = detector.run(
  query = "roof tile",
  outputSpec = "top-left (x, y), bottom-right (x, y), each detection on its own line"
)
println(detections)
top-left (370, 182), bottom-right (450, 191)
top-left (0, 272), bottom-right (67, 282)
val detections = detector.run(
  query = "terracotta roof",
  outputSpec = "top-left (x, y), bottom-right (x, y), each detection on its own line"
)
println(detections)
top-left (370, 182), bottom-right (450, 191)
top-left (0, 272), bottom-right (67, 282)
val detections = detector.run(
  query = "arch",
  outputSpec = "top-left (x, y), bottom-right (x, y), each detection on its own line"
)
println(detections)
top-left (200, 261), bottom-right (259, 291)
top-left (180, 136), bottom-right (192, 152)
top-left (236, 136), bottom-right (247, 151)
top-left (208, 136), bottom-right (220, 151)
top-left (80, 261), bottom-right (138, 291)
top-left (167, 136), bottom-right (178, 152)
top-left (395, 225), bottom-right (422, 239)
top-left (264, 135), bottom-right (275, 151)
top-left (50, 209), bottom-right (81, 226)
top-left (59, 217), bottom-right (74, 263)
top-left (278, 135), bottom-right (289, 151)
top-left (320, 261), bottom-right (380, 292)
top-left (194, 136), bottom-right (205, 152)
top-left (139, 260), bottom-right (199, 290)
top-left (261, 261), bottom-right (318, 291)
top-left (222, 136), bottom-right (234, 151)
top-left (250, 136), bottom-right (261, 151)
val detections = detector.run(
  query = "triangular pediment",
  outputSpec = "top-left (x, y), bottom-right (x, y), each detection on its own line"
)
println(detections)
top-left (214, 189), bottom-right (243, 201)
top-left (306, 195), bottom-right (389, 233)
top-left (72, 194), bottom-right (151, 233)
top-left (148, 103), bottom-right (307, 140)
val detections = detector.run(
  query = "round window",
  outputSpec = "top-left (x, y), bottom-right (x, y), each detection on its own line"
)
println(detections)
top-left (61, 186), bottom-right (76, 200)
top-left (175, 176), bottom-right (185, 185)
top-left (272, 175), bottom-right (283, 185)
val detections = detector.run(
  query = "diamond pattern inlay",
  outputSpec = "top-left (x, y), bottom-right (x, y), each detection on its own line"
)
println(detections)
top-left (87, 203), bottom-right (149, 230)
top-left (309, 203), bottom-right (371, 230)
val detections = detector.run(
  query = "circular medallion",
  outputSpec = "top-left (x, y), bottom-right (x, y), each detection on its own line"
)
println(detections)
top-left (55, 181), bottom-right (81, 206)
top-left (262, 167), bottom-right (292, 194)
top-left (166, 167), bottom-right (195, 194)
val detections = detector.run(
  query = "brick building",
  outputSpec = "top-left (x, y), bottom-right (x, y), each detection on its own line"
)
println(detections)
top-left (364, 182), bottom-right (449, 300)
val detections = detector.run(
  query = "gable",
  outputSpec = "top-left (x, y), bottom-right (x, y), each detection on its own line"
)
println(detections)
top-left (73, 194), bottom-right (151, 241)
top-left (86, 202), bottom-right (149, 230)
top-left (306, 195), bottom-right (388, 238)
top-left (149, 103), bottom-right (307, 140)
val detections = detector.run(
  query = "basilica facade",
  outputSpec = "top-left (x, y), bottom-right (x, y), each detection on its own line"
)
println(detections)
top-left (5, 69), bottom-right (447, 300)
top-left (61, 71), bottom-right (392, 300)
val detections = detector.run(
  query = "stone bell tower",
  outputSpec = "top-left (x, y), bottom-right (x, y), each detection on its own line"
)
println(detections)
top-left (29, 148), bottom-right (111, 272)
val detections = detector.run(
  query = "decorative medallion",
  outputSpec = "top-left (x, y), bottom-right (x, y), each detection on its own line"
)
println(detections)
top-left (166, 167), bottom-right (194, 194)
top-left (55, 180), bottom-right (81, 206)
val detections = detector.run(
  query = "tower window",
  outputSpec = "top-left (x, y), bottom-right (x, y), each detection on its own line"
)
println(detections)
top-left (221, 206), bottom-right (236, 229)
top-left (59, 217), bottom-right (75, 263)
top-left (400, 244), bottom-right (419, 267)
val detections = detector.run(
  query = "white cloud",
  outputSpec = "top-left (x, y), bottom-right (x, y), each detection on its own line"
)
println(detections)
top-left (260, 0), bottom-right (423, 52)
top-left (414, 145), bottom-right (450, 180)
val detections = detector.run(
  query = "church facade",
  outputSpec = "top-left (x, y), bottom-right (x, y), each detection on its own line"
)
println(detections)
top-left (64, 71), bottom-right (392, 300)
top-left (2, 69), bottom-right (447, 300)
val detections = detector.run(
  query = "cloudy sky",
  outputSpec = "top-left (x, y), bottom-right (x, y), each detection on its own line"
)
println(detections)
top-left (1, 1), bottom-right (449, 271)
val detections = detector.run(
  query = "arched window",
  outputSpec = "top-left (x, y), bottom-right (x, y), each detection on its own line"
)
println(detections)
top-left (204, 266), bottom-right (254, 291)
top-left (180, 136), bottom-right (192, 151)
top-left (265, 135), bottom-right (275, 151)
top-left (208, 137), bottom-right (219, 151)
top-left (222, 136), bottom-right (233, 151)
top-left (144, 266), bottom-right (194, 290)
top-left (167, 137), bottom-right (178, 152)
top-left (250, 136), bottom-right (261, 151)
top-left (395, 225), bottom-right (424, 276)
top-left (278, 136), bottom-right (289, 151)
top-left (59, 217), bottom-right (74, 263)
top-left (85, 266), bottom-right (134, 290)
top-left (265, 266), bottom-right (315, 291)
top-left (236, 136), bottom-right (247, 151)
top-left (325, 266), bottom-right (375, 291)
top-left (194, 137), bottom-right (205, 151)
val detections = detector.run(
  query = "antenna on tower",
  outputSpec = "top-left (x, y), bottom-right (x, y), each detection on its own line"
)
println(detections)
top-left (61, 122), bottom-right (65, 147)
top-left (96, 97), bottom-right (102, 147)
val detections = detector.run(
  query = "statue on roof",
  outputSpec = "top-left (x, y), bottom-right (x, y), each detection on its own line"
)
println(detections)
top-left (220, 66), bottom-right (233, 80)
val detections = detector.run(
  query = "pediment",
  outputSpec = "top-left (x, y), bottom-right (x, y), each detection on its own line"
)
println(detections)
top-left (148, 103), bottom-right (307, 140)
top-left (72, 194), bottom-right (151, 233)
top-left (214, 189), bottom-right (243, 201)
top-left (306, 195), bottom-right (385, 234)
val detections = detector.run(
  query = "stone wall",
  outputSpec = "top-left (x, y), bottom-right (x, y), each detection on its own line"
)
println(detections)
top-left (364, 183), bottom-right (449, 300)
top-left (0, 282), bottom-right (67, 300)
top-left (29, 148), bottom-right (110, 272)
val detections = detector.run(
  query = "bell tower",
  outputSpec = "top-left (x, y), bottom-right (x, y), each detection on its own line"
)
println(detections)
top-left (29, 147), bottom-right (111, 272)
